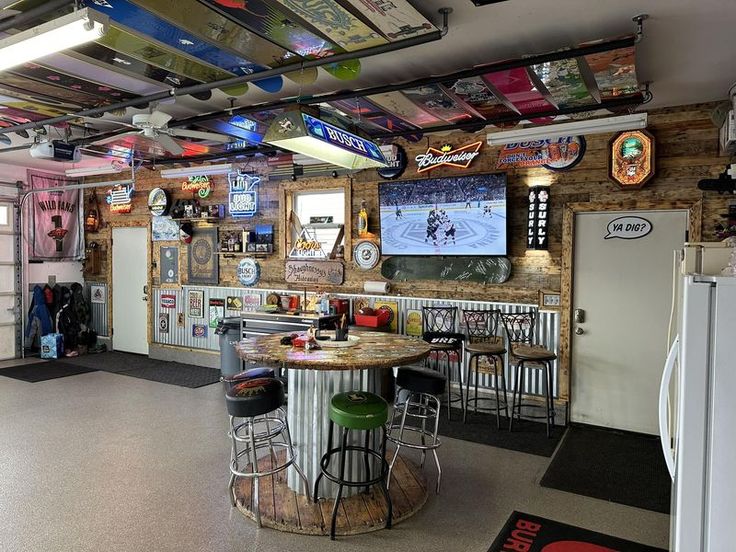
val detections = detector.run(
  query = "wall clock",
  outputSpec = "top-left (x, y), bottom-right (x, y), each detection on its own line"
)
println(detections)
top-left (354, 240), bottom-right (380, 270)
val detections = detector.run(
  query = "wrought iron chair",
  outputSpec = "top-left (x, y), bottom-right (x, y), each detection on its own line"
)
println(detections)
top-left (422, 305), bottom-right (465, 420)
top-left (498, 310), bottom-right (557, 437)
top-left (462, 309), bottom-right (508, 428)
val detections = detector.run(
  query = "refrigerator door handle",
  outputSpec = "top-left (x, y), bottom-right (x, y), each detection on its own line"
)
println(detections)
top-left (659, 335), bottom-right (679, 479)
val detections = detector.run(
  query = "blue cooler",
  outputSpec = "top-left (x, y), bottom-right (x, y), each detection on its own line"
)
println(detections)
top-left (40, 333), bottom-right (64, 359)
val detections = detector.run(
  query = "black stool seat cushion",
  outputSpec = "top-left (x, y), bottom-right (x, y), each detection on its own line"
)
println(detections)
top-left (225, 377), bottom-right (285, 418)
top-left (423, 331), bottom-right (464, 349)
top-left (397, 367), bottom-right (446, 396)
top-left (223, 367), bottom-right (275, 383)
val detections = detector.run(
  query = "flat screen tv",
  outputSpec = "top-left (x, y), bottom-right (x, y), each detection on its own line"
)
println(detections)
top-left (378, 173), bottom-right (507, 256)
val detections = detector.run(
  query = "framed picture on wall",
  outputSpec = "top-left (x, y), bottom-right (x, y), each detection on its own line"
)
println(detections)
top-left (159, 246), bottom-right (179, 286)
top-left (187, 226), bottom-right (219, 285)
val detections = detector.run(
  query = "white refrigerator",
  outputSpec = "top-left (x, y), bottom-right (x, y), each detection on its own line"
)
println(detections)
top-left (660, 275), bottom-right (736, 552)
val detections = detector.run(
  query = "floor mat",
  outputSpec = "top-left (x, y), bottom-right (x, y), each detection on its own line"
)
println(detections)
top-left (53, 352), bottom-right (221, 388)
top-left (540, 425), bottom-right (671, 513)
top-left (438, 407), bottom-right (565, 457)
top-left (0, 363), bottom-right (97, 383)
top-left (488, 511), bottom-right (666, 552)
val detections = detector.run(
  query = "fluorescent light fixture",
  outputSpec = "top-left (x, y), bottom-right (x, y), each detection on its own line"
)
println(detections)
top-left (65, 165), bottom-right (123, 177)
top-left (0, 8), bottom-right (108, 72)
top-left (486, 113), bottom-right (648, 145)
top-left (160, 163), bottom-right (235, 178)
top-left (265, 110), bottom-right (387, 169)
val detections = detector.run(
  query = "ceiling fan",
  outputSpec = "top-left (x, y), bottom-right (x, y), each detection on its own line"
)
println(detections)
top-left (92, 110), bottom-right (232, 155)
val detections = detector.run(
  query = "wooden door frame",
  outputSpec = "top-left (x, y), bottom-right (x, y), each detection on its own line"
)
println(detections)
top-left (558, 199), bottom-right (702, 401)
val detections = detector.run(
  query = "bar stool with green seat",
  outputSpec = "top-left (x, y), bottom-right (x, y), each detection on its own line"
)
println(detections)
top-left (313, 391), bottom-right (392, 540)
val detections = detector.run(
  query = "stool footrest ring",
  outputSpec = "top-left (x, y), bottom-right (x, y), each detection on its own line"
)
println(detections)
top-left (318, 446), bottom-right (388, 488)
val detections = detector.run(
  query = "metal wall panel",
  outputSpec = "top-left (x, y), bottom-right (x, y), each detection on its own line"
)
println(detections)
top-left (152, 286), bottom-right (561, 397)
top-left (84, 282), bottom-right (109, 336)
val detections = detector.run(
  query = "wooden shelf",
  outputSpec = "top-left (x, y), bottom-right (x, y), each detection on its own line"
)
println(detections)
top-left (173, 217), bottom-right (222, 223)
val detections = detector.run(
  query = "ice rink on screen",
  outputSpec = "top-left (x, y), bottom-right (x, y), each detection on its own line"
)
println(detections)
top-left (379, 200), bottom-right (507, 256)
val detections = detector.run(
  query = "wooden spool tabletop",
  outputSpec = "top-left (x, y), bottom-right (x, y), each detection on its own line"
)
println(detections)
top-left (235, 331), bottom-right (431, 371)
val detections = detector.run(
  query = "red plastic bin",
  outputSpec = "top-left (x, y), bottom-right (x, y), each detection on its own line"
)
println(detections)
top-left (354, 309), bottom-right (391, 328)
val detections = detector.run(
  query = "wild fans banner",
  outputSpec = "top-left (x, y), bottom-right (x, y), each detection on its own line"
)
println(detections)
top-left (27, 170), bottom-right (84, 261)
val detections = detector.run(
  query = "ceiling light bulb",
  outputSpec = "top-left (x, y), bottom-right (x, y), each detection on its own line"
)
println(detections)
top-left (0, 8), bottom-right (108, 72)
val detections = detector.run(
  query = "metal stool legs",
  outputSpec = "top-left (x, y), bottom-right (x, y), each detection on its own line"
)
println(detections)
top-left (387, 390), bottom-right (442, 494)
top-left (509, 361), bottom-right (555, 438)
top-left (313, 421), bottom-right (392, 540)
top-left (228, 409), bottom-right (309, 527)
top-left (463, 354), bottom-right (509, 428)
top-left (429, 349), bottom-right (463, 420)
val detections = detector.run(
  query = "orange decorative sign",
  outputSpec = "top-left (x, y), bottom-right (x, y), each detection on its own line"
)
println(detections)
top-left (609, 130), bottom-right (655, 189)
top-left (415, 141), bottom-right (483, 173)
top-left (181, 175), bottom-right (212, 198)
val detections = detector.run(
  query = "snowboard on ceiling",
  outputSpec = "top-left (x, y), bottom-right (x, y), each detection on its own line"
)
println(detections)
top-left (200, 0), bottom-right (361, 82)
top-left (367, 91), bottom-right (443, 128)
top-left (528, 57), bottom-right (593, 109)
top-left (10, 63), bottom-right (138, 103)
top-left (442, 76), bottom-right (519, 126)
top-left (401, 83), bottom-right (477, 124)
top-left (581, 45), bottom-right (640, 103)
top-left (336, 0), bottom-right (436, 41)
top-left (483, 67), bottom-right (558, 124)
top-left (0, 88), bottom-right (82, 116)
top-left (1, 73), bottom-right (105, 108)
top-left (381, 256), bottom-right (512, 285)
top-left (96, 0), bottom-right (284, 92)
top-left (329, 97), bottom-right (423, 138)
top-left (271, 0), bottom-right (386, 51)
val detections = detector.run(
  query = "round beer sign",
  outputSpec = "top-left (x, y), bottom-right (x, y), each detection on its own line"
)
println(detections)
top-left (237, 258), bottom-right (260, 287)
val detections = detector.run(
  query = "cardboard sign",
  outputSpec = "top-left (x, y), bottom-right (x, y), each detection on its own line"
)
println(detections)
top-left (285, 260), bottom-right (344, 285)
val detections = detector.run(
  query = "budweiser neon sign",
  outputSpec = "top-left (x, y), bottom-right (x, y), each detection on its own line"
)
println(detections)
top-left (415, 141), bottom-right (483, 173)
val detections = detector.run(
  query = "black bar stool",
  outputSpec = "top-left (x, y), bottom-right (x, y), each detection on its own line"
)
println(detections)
top-left (462, 309), bottom-right (509, 428)
top-left (225, 377), bottom-right (309, 527)
top-left (422, 305), bottom-right (465, 420)
top-left (221, 366), bottom-right (275, 393)
top-left (313, 391), bottom-right (392, 540)
top-left (498, 311), bottom-right (557, 437)
top-left (388, 367), bottom-right (445, 494)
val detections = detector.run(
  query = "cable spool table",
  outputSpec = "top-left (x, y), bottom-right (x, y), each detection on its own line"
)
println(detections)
top-left (234, 331), bottom-right (431, 536)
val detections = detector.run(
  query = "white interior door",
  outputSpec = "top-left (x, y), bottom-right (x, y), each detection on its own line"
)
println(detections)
top-left (112, 227), bottom-right (148, 355)
top-left (0, 202), bottom-right (17, 360)
top-left (571, 209), bottom-right (688, 434)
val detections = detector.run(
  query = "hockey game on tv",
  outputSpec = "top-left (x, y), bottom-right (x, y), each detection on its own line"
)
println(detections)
top-left (378, 173), bottom-right (507, 256)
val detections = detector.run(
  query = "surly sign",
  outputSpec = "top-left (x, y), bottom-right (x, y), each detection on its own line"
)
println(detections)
top-left (527, 186), bottom-right (550, 250)
top-left (415, 141), bottom-right (483, 173)
top-left (228, 171), bottom-right (259, 217)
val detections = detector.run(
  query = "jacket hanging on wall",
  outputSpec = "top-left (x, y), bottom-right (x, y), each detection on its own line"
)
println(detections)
top-left (26, 170), bottom-right (84, 261)
top-left (25, 285), bottom-right (52, 347)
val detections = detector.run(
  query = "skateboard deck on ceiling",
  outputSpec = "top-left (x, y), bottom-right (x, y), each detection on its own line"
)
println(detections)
top-left (200, 0), bottom-right (357, 82)
top-left (0, 87), bottom-right (82, 115)
top-left (441, 77), bottom-right (518, 126)
top-left (381, 256), bottom-right (512, 285)
top-left (9, 63), bottom-right (138, 103)
top-left (528, 58), bottom-right (593, 108)
top-left (318, 102), bottom-right (384, 133)
top-left (581, 45), bottom-right (639, 102)
top-left (367, 91), bottom-right (443, 128)
top-left (336, 0), bottom-right (436, 41)
top-left (271, 0), bottom-right (386, 51)
top-left (401, 83), bottom-right (476, 124)
top-left (329, 96), bottom-right (423, 139)
top-left (0, 73), bottom-right (107, 107)
top-left (483, 67), bottom-right (557, 124)
top-left (194, 108), bottom-right (283, 145)
top-left (99, 0), bottom-right (284, 92)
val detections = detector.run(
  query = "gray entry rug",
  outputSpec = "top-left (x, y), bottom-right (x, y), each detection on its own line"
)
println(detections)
top-left (53, 351), bottom-right (221, 388)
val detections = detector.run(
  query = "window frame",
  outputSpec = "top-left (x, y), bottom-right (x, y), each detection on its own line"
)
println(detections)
top-left (279, 179), bottom-right (352, 262)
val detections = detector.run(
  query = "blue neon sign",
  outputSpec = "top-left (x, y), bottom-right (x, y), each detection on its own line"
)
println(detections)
top-left (228, 171), bottom-right (259, 218)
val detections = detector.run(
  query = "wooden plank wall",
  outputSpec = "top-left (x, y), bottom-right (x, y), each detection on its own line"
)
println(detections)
top-left (83, 102), bottom-right (730, 309)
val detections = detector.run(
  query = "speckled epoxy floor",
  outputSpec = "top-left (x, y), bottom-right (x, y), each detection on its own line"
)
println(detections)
top-left (0, 369), bottom-right (669, 552)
